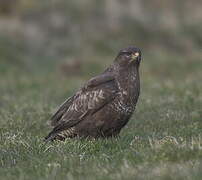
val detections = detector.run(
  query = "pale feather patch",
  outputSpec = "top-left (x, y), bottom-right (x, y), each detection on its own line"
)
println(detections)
top-left (58, 127), bottom-right (75, 138)
top-left (123, 91), bottom-right (127, 95)
top-left (110, 99), bottom-right (133, 115)
top-left (87, 90), bottom-right (103, 109)
top-left (98, 89), bottom-right (105, 99)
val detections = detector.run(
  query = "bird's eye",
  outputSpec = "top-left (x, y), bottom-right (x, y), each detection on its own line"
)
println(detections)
top-left (124, 52), bottom-right (131, 58)
top-left (120, 52), bottom-right (131, 58)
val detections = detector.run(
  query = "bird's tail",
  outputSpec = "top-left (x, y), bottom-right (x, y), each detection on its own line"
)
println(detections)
top-left (44, 128), bottom-right (76, 142)
top-left (44, 131), bottom-right (58, 143)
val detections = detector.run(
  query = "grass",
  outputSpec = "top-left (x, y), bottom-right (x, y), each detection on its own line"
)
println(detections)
top-left (0, 51), bottom-right (202, 180)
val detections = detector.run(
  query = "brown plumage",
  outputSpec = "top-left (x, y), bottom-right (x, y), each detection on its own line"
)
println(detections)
top-left (45, 46), bottom-right (142, 141)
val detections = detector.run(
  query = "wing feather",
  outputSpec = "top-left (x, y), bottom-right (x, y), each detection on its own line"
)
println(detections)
top-left (45, 73), bottom-right (118, 141)
top-left (50, 96), bottom-right (75, 126)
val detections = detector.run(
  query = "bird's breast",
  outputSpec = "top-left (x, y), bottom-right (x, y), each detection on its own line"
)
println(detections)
top-left (117, 78), bottom-right (139, 105)
top-left (109, 98), bottom-right (133, 116)
top-left (114, 67), bottom-right (140, 112)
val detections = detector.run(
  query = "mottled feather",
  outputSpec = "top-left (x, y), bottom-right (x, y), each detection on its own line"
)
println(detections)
top-left (45, 73), bottom-right (118, 141)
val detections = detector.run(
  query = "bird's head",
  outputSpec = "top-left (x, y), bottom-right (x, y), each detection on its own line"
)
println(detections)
top-left (114, 46), bottom-right (142, 67)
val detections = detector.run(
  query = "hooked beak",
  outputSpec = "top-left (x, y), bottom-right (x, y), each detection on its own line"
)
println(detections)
top-left (131, 52), bottom-right (140, 61)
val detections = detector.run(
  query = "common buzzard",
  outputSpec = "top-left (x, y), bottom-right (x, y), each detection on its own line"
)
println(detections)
top-left (45, 46), bottom-right (142, 141)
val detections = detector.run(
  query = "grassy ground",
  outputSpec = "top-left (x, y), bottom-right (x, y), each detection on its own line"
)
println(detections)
top-left (0, 51), bottom-right (202, 180)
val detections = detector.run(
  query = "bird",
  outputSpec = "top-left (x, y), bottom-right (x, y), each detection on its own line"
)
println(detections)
top-left (45, 46), bottom-right (142, 141)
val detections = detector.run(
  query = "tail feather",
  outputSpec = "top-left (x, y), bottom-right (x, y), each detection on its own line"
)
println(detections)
top-left (44, 128), bottom-right (76, 142)
top-left (44, 131), bottom-right (58, 143)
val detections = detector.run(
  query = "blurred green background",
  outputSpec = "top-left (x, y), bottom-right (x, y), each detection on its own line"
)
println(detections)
top-left (0, 0), bottom-right (201, 72)
top-left (0, 1), bottom-right (202, 180)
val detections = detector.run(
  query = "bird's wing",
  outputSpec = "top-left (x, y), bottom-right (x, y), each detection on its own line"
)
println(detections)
top-left (47, 73), bottom-right (118, 138)
top-left (50, 96), bottom-right (75, 126)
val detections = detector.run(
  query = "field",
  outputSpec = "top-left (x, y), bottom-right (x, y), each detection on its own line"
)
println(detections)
top-left (0, 0), bottom-right (202, 179)
top-left (0, 50), bottom-right (202, 180)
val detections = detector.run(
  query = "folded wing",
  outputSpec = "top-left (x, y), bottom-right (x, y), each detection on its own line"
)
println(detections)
top-left (45, 73), bottom-right (118, 141)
